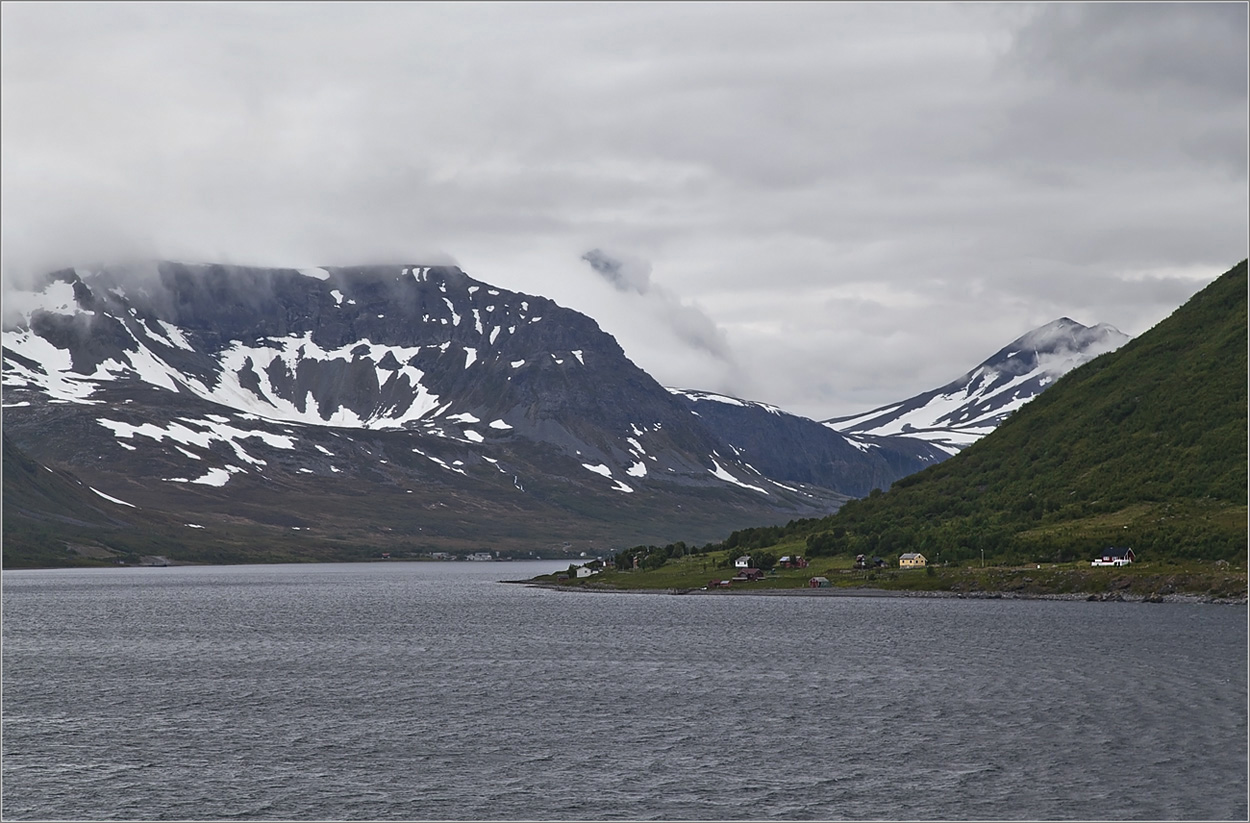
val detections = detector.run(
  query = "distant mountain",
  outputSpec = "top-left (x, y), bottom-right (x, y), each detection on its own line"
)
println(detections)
top-left (706, 260), bottom-right (1248, 564)
top-left (2, 261), bottom-right (931, 567)
top-left (824, 318), bottom-right (1131, 452)
top-left (668, 389), bottom-right (949, 498)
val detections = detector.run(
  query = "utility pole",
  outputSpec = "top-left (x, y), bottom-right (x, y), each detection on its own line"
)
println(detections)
top-left (981, 548), bottom-right (985, 568)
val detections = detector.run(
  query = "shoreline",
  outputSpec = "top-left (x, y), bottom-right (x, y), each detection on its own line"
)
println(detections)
top-left (508, 580), bottom-right (1247, 605)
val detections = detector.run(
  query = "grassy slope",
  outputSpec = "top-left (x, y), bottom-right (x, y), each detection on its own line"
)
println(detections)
top-left (569, 261), bottom-right (1247, 597)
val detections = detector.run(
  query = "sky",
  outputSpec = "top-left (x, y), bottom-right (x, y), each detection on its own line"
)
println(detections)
top-left (2, 2), bottom-right (1246, 419)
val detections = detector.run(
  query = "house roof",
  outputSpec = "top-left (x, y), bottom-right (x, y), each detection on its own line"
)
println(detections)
top-left (899, 553), bottom-right (924, 560)
top-left (1103, 546), bottom-right (1134, 558)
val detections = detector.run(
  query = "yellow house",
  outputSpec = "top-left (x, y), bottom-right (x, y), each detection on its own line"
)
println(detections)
top-left (899, 552), bottom-right (927, 569)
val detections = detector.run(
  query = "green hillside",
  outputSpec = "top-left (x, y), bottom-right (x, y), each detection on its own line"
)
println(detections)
top-left (694, 260), bottom-right (1248, 566)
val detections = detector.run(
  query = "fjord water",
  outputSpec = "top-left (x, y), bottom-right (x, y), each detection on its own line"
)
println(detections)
top-left (3, 562), bottom-right (1245, 821)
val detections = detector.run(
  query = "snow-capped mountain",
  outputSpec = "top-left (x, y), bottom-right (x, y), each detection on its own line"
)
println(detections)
top-left (2, 261), bottom-right (938, 563)
top-left (668, 389), bottom-right (950, 497)
top-left (823, 318), bottom-right (1131, 453)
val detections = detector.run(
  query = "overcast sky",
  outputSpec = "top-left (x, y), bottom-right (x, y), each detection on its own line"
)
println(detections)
top-left (3, 2), bottom-right (1246, 418)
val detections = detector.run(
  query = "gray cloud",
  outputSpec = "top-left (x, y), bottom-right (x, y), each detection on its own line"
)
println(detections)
top-left (582, 249), bottom-right (652, 294)
top-left (2, 2), bottom-right (1245, 420)
top-left (1010, 3), bottom-right (1248, 99)
top-left (578, 248), bottom-right (739, 388)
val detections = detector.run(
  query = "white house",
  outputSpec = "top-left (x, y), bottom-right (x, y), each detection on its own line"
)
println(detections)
top-left (575, 565), bottom-right (597, 578)
top-left (735, 555), bottom-right (752, 568)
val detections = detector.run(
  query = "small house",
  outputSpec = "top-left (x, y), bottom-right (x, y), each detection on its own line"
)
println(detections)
top-left (779, 555), bottom-right (809, 569)
top-left (708, 579), bottom-right (732, 588)
top-left (732, 568), bottom-right (765, 582)
top-left (899, 552), bottom-right (926, 569)
top-left (1092, 547), bottom-right (1135, 567)
top-left (575, 565), bottom-right (597, 578)
top-left (734, 555), bottom-right (753, 569)
top-left (808, 576), bottom-right (830, 588)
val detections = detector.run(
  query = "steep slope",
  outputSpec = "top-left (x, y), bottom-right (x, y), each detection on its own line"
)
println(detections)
top-left (824, 318), bottom-right (1130, 452)
top-left (3, 433), bottom-right (139, 567)
top-left (668, 389), bottom-right (950, 497)
top-left (3, 261), bottom-right (859, 566)
top-left (708, 261), bottom-right (1248, 563)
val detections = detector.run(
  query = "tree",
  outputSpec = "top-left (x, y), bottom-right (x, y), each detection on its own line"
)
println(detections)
top-left (641, 551), bottom-right (668, 571)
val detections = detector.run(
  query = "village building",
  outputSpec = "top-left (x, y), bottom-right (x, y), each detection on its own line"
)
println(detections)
top-left (1092, 547), bottom-right (1135, 567)
top-left (899, 552), bottom-right (927, 569)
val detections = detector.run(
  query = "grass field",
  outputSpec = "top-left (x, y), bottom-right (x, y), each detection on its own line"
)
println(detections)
top-left (536, 553), bottom-right (1248, 600)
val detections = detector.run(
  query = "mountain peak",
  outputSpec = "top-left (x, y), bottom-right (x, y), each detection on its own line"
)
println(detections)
top-left (824, 317), bottom-right (1132, 452)
top-left (1013, 317), bottom-right (1127, 354)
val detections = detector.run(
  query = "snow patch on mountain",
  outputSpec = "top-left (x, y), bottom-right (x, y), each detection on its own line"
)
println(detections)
top-left (708, 458), bottom-right (769, 495)
top-left (582, 462), bottom-right (612, 478)
top-left (667, 388), bottom-right (785, 416)
top-left (97, 416), bottom-right (297, 469)
top-left (164, 465), bottom-right (245, 486)
top-left (154, 320), bottom-right (196, 351)
top-left (90, 487), bottom-right (137, 507)
top-left (3, 329), bottom-right (104, 404)
top-left (192, 334), bottom-right (441, 429)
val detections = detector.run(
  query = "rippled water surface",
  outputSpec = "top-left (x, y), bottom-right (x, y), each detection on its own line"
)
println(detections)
top-left (3, 562), bottom-right (1246, 820)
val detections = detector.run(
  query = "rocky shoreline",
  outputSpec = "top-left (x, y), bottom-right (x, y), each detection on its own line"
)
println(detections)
top-left (510, 580), bottom-right (1247, 605)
